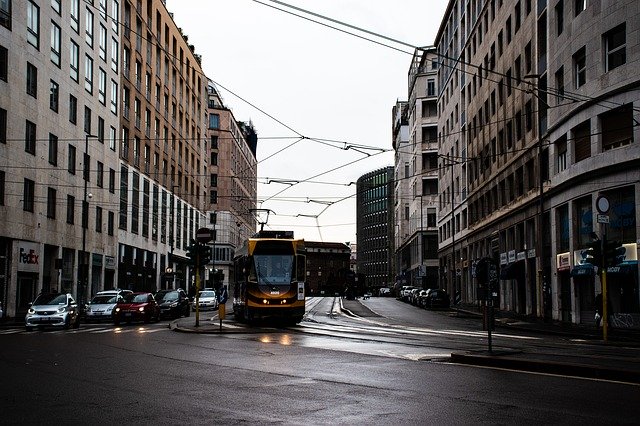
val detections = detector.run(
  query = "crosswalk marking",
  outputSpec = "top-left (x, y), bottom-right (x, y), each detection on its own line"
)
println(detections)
top-left (0, 323), bottom-right (170, 335)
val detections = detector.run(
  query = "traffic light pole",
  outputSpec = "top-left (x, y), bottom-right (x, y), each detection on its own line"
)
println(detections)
top-left (195, 243), bottom-right (201, 327)
top-left (601, 234), bottom-right (608, 342)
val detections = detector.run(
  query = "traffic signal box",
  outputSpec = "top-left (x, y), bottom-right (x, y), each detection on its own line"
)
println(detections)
top-left (186, 239), bottom-right (212, 267)
top-left (604, 240), bottom-right (624, 268)
top-left (583, 240), bottom-right (602, 269)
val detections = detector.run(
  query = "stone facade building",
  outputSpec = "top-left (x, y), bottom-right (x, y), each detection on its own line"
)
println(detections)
top-left (433, 0), bottom-right (639, 325)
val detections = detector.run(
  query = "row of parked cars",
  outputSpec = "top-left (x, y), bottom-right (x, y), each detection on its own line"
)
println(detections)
top-left (25, 288), bottom-right (220, 331)
top-left (398, 286), bottom-right (451, 309)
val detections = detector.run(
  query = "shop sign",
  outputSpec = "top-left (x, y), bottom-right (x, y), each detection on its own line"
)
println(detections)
top-left (105, 256), bottom-right (116, 269)
top-left (517, 251), bottom-right (526, 261)
top-left (16, 241), bottom-right (40, 272)
top-left (500, 253), bottom-right (508, 265)
top-left (556, 252), bottom-right (571, 271)
top-left (527, 248), bottom-right (536, 259)
top-left (92, 253), bottom-right (103, 267)
top-left (508, 250), bottom-right (516, 263)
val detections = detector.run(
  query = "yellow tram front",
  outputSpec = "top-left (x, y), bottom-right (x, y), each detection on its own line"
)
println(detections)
top-left (233, 231), bottom-right (306, 323)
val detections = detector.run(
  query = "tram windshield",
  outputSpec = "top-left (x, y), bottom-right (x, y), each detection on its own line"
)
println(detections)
top-left (251, 254), bottom-right (294, 285)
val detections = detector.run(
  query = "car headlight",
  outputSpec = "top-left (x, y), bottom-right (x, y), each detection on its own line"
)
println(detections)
top-left (28, 308), bottom-right (35, 315)
top-left (170, 302), bottom-right (178, 308)
top-left (115, 307), bottom-right (120, 313)
top-left (57, 306), bottom-right (66, 313)
top-left (138, 306), bottom-right (145, 312)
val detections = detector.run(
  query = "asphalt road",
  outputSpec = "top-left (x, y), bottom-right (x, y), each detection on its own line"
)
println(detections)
top-left (1, 301), bottom-right (639, 424)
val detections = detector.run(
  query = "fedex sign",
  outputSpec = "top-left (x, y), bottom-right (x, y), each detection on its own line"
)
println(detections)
top-left (17, 241), bottom-right (40, 272)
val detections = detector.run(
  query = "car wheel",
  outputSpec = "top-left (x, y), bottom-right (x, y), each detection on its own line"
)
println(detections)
top-left (64, 316), bottom-right (71, 330)
top-left (25, 326), bottom-right (33, 332)
top-left (73, 315), bottom-right (80, 329)
top-left (185, 306), bottom-right (190, 317)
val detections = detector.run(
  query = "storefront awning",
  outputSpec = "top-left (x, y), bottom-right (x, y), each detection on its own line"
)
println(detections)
top-left (607, 261), bottom-right (638, 276)
top-left (571, 263), bottom-right (596, 277)
top-left (500, 260), bottom-right (524, 280)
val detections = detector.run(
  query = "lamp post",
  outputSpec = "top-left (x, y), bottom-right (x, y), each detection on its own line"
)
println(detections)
top-left (80, 134), bottom-right (98, 305)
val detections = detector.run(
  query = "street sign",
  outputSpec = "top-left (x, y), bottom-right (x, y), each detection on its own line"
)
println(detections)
top-left (597, 214), bottom-right (609, 224)
top-left (195, 227), bottom-right (214, 243)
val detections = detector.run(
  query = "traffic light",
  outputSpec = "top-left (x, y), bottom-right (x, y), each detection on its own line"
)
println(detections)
top-left (186, 239), bottom-right (198, 265)
top-left (604, 240), bottom-right (626, 266)
top-left (582, 240), bottom-right (602, 268)
top-left (199, 244), bottom-right (212, 264)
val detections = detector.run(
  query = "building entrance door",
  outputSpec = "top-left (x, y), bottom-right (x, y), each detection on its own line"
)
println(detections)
top-left (16, 273), bottom-right (37, 317)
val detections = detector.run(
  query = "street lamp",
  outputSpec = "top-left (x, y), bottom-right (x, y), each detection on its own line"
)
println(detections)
top-left (79, 134), bottom-right (98, 305)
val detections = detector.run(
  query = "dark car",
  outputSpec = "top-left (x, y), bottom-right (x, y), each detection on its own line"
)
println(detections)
top-left (155, 289), bottom-right (190, 319)
top-left (424, 289), bottom-right (451, 309)
top-left (113, 292), bottom-right (160, 325)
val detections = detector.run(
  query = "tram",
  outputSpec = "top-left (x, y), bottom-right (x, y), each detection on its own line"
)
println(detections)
top-left (232, 230), bottom-right (306, 323)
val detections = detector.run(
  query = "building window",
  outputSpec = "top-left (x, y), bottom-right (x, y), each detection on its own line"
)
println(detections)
top-left (48, 133), bottom-right (58, 166)
top-left (99, 24), bottom-right (107, 60)
top-left (97, 161), bottom-right (104, 188)
top-left (95, 206), bottom-right (102, 232)
top-left (555, 135), bottom-right (567, 172)
top-left (27, 1), bottom-right (40, 49)
top-left (573, 120), bottom-right (591, 162)
top-left (111, 0), bottom-right (119, 34)
top-left (109, 126), bottom-right (116, 151)
top-left (109, 168), bottom-right (115, 193)
top-left (83, 152), bottom-right (90, 182)
top-left (573, 46), bottom-right (586, 88)
top-left (600, 104), bottom-right (633, 150)
top-left (0, 45), bottom-right (7, 81)
top-left (111, 37), bottom-right (119, 72)
top-left (69, 94), bottom-right (77, 124)
top-left (604, 23), bottom-right (626, 72)
top-left (107, 210), bottom-right (114, 235)
top-left (0, 0), bottom-right (11, 30)
top-left (66, 194), bottom-right (75, 224)
top-left (84, 106), bottom-right (91, 134)
top-left (98, 117), bottom-right (104, 143)
top-left (26, 62), bottom-right (37, 98)
top-left (555, 0), bottom-right (564, 36)
top-left (209, 190), bottom-right (217, 204)
top-left (49, 80), bottom-right (59, 112)
top-left (427, 79), bottom-right (435, 97)
top-left (110, 79), bottom-right (118, 114)
top-left (98, 67), bottom-right (106, 104)
top-left (23, 178), bottom-right (35, 212)
top-left (84, 55), bottom-right (93, 93)
top-left (82, 199), bottom-right (88, 229)
top-left (209, 113), bottom-right (219, 129)
top-left (85, 8), bottom-right (94, 47)
top-left (68, 144), bottom-right (76, 174)
top-left (50, 21), bottom-right (61, 66)
top-left (575, 0), bottom-right (586, 16)
top-left (0, 107), bottom-right (5, 144)
top-left (70, 40), bottom-right (79, 82)
top-left (70, 0), bottom-right (79, 33)
top-left (25, 120), bottom-right (36, 155)
top-left (554, 66), bottom-right (564, 104)
top-left (0, 170), bottom-right (4, 205)
top-left (47, 187), bottom-right (56, 219)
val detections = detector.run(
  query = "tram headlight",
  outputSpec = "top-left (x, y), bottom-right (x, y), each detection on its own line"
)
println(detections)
top-left (263, 299), bottom-right (268, 304)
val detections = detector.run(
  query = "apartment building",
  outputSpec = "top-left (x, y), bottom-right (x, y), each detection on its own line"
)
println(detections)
top-left (118, 0), bottom-right (207, 293)
top-left (434, 0), bottom-right (639, 325)
top-left (393, 48), bottom-right (441, 292)
top-left (0, 0), bottom-right (121, 317)
top-left (204, 80), bottom-right (257, 290)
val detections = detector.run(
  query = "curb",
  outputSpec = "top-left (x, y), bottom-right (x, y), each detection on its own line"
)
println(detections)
top-left (450, 352), bottom-right (640, 384)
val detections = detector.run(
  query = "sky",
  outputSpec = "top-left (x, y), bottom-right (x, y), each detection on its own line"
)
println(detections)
top-left (166, 0), bottom-right (449, 244)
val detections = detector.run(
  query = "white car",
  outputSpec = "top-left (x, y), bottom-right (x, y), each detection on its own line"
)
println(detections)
top-left (85, 289), bottom-right (132, 322)
top-left (192, 290), bottom-right (218, 311)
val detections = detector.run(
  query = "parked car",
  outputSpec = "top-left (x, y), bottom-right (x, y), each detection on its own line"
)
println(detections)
top-left (416, 289), bottom-right (430, 307)
top-left (84, 289), bottom-right (132, 322)
top-left (25, 292), bottom-right (80, 331)
top-left (113, 292), bottom-right (160, 325)
top-left (424, 289), bottom-right (451, 309)
top-left (155, 289), bottom-right (190, 319)
top-left (409, 288), bottom-right (422, 305)
top-left (192, 290), bottom-right (218, 311)
top-left (400, 286), bottom-right (417, 302)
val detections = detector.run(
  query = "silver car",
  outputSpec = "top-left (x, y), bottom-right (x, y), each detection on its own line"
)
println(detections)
top-left (25, 293), bottom-right (80, 331)
top-left (85, 290), bottom-right (132, 322)
top-left (192, 290), bottom-right (218, 311)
